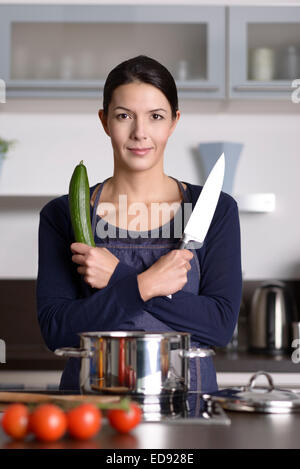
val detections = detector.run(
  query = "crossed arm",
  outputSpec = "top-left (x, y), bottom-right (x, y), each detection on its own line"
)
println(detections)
top-left (36, 195), bottom-right (242, 351)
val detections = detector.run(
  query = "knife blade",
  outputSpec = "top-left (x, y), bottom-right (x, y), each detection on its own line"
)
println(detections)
top-left (178, 152), bottom-right (225, 249)
top-left (167, 152), bottom-right (225, 298)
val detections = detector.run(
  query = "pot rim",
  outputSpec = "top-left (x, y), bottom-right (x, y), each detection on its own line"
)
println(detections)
top-left (77, 331), bottom-right (191, 339)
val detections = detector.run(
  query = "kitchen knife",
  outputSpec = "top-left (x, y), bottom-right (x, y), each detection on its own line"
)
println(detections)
top-left (167, 152), bottom-right (225, 298)
top-left (178, 151), bottom-right (225, 249)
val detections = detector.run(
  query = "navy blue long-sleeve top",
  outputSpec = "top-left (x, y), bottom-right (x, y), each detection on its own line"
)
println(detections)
top-left (36, 181), bottom-right (242, 352)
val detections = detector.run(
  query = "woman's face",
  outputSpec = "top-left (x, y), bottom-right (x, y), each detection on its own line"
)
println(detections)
top-left (98, 81), bottom-right (180, 173)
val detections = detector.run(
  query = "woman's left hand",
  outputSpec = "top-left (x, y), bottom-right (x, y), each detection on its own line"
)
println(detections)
top-left (70, 242), bottom-right (120, 289)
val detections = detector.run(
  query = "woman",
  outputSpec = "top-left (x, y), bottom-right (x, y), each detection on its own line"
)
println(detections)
top-left (36, 55), bottom-right (242, 393)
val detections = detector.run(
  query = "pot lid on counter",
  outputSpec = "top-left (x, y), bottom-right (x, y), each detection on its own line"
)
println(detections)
top-left (204, 371), bottom-right (300, 414)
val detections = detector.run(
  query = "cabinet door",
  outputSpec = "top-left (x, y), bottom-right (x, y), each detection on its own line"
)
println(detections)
top-left (0, 5), bottom-right (225, 99)
top-left (229, 6), bottom-right (300, 100)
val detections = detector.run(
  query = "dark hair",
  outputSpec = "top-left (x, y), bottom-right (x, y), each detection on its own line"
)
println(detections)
top-left (103, 55), bottom-right (178, 120)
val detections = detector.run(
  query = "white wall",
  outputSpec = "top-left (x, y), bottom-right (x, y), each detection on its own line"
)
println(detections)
top-left (1, 0), bottom-right (300, 280)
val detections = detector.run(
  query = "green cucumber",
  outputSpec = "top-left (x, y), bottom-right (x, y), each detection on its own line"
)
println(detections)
top-left (69, 160), bottom-right (95, 247)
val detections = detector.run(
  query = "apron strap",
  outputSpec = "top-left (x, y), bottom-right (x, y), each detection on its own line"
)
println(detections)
top-left (168, 176), bottom-right (189, 203)
top-left (91, 177), bottom-right (111, 237)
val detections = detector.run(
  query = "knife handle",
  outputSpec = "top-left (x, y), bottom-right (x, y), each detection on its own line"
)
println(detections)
top-left (166, 237), bottom-right (190, 299)
top-left (177, 239), bottom-right (189, 250)
top-left (177, 233), bottom-right (191, 250)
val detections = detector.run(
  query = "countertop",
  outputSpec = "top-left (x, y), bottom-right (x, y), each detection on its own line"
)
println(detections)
top-left (1, 409), bottom-right (300, 449)
top-left (1, 389), bottom-right (300, 449)
top-left (214, 348), bottom-right (299, 372)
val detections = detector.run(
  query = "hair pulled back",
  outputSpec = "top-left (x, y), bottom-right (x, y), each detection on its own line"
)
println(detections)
top-left (103, 55), bottom-right (179, 120)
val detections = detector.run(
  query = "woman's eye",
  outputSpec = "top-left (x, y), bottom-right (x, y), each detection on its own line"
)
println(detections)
top-left (117, 113), bottom-right (129, 119)
top-left (116, 113), bottom-right (163, 120)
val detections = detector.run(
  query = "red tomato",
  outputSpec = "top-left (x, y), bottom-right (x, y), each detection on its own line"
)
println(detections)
top-left (29, 404), bottom-right (67, 442)
top-left (67, 403), bottom-right (102, 440)
top-left (1, 403), bottom-right (29, 440)
top-left (107, 402), bottom-right (142, 434)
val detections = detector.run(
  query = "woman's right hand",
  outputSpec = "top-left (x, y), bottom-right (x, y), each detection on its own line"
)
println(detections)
top-left (137, 249), bottom-right (193, 301)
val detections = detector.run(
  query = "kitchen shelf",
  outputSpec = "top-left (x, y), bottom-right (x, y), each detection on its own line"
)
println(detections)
top-left (0, 193), bottom-right (276, 214)
top-left (0, 194), bottom-right (59, 211)
top-left (234, 193), bottom-right (276, 213)
top-left (0, 194), bottom-right (60, 198)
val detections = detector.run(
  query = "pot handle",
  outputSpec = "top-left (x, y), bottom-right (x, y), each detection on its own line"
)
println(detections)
top-left (180, 347), bottom-right (215, 358)
top-left (54, 347), bottom-right (94, 358)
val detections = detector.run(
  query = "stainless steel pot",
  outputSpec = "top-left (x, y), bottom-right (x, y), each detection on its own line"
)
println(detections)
top-left (55, 331), bottom-right (215, 396)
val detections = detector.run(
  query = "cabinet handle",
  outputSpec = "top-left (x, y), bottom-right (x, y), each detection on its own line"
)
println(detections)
top-left (7, 80), bottom-right (104, 90)
top-left (234, 83), bottom-right (293, 92)
top-left (8, 80), bottom-right (221, 93)
top-left (178, 83), bottom-right (219, 91)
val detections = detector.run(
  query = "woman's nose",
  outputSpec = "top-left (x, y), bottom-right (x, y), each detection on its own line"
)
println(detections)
top-left (130, 117), bottom-right (148, 140)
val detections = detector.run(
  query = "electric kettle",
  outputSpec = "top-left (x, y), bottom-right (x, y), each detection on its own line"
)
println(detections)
top-left (248, 281), bottom-right (298, 355)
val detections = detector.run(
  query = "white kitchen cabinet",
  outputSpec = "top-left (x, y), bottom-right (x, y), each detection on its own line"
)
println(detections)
top-left (0, 4), bottom-right (226, 99)
top-left (229, 6), bottom-right (300, 99)
top-left (1, 5), bottom-right (300, 101)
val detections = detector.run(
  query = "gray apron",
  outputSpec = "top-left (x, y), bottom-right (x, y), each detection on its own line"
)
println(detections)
top-left (88, 177), bottom-right (218, 393)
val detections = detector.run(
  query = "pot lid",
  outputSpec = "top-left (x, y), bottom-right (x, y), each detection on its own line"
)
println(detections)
top-left (204, 371), bottom-right (300, 413)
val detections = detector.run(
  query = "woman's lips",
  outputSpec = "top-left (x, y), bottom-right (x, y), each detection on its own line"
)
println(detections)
top-left (128, 148), bottom-right (152, 156)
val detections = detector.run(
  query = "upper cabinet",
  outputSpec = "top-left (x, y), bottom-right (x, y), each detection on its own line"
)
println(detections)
top-left (0, 4), bottom-right (226, 99)
top-left (229, 6), bottom-right (300, 99)
top-left (1, 4), bottom-right (299, 101)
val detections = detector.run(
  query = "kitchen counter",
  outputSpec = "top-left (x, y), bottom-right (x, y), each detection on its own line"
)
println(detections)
top-left (1, 389), bottom-right (300, 449)
top-left (214, 348), bottom-right (299, 372)
top-left (1, 409), bottom-right (300, 449)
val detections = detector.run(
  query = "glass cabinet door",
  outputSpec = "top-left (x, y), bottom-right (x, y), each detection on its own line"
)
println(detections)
top-left (0, 5), bottom-right (225, 99)
top-left (229, 6), bottom-right (300, 99)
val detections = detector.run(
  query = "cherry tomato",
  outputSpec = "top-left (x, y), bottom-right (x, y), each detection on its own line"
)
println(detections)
top-left (67, 403), bottom-right (102, 440)
top-left (107, 402), bottom-right (142, 434)
top-left (1, 403), bottom-right (29, 440)
top-left (29, 404), bottom-right (67, 442)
